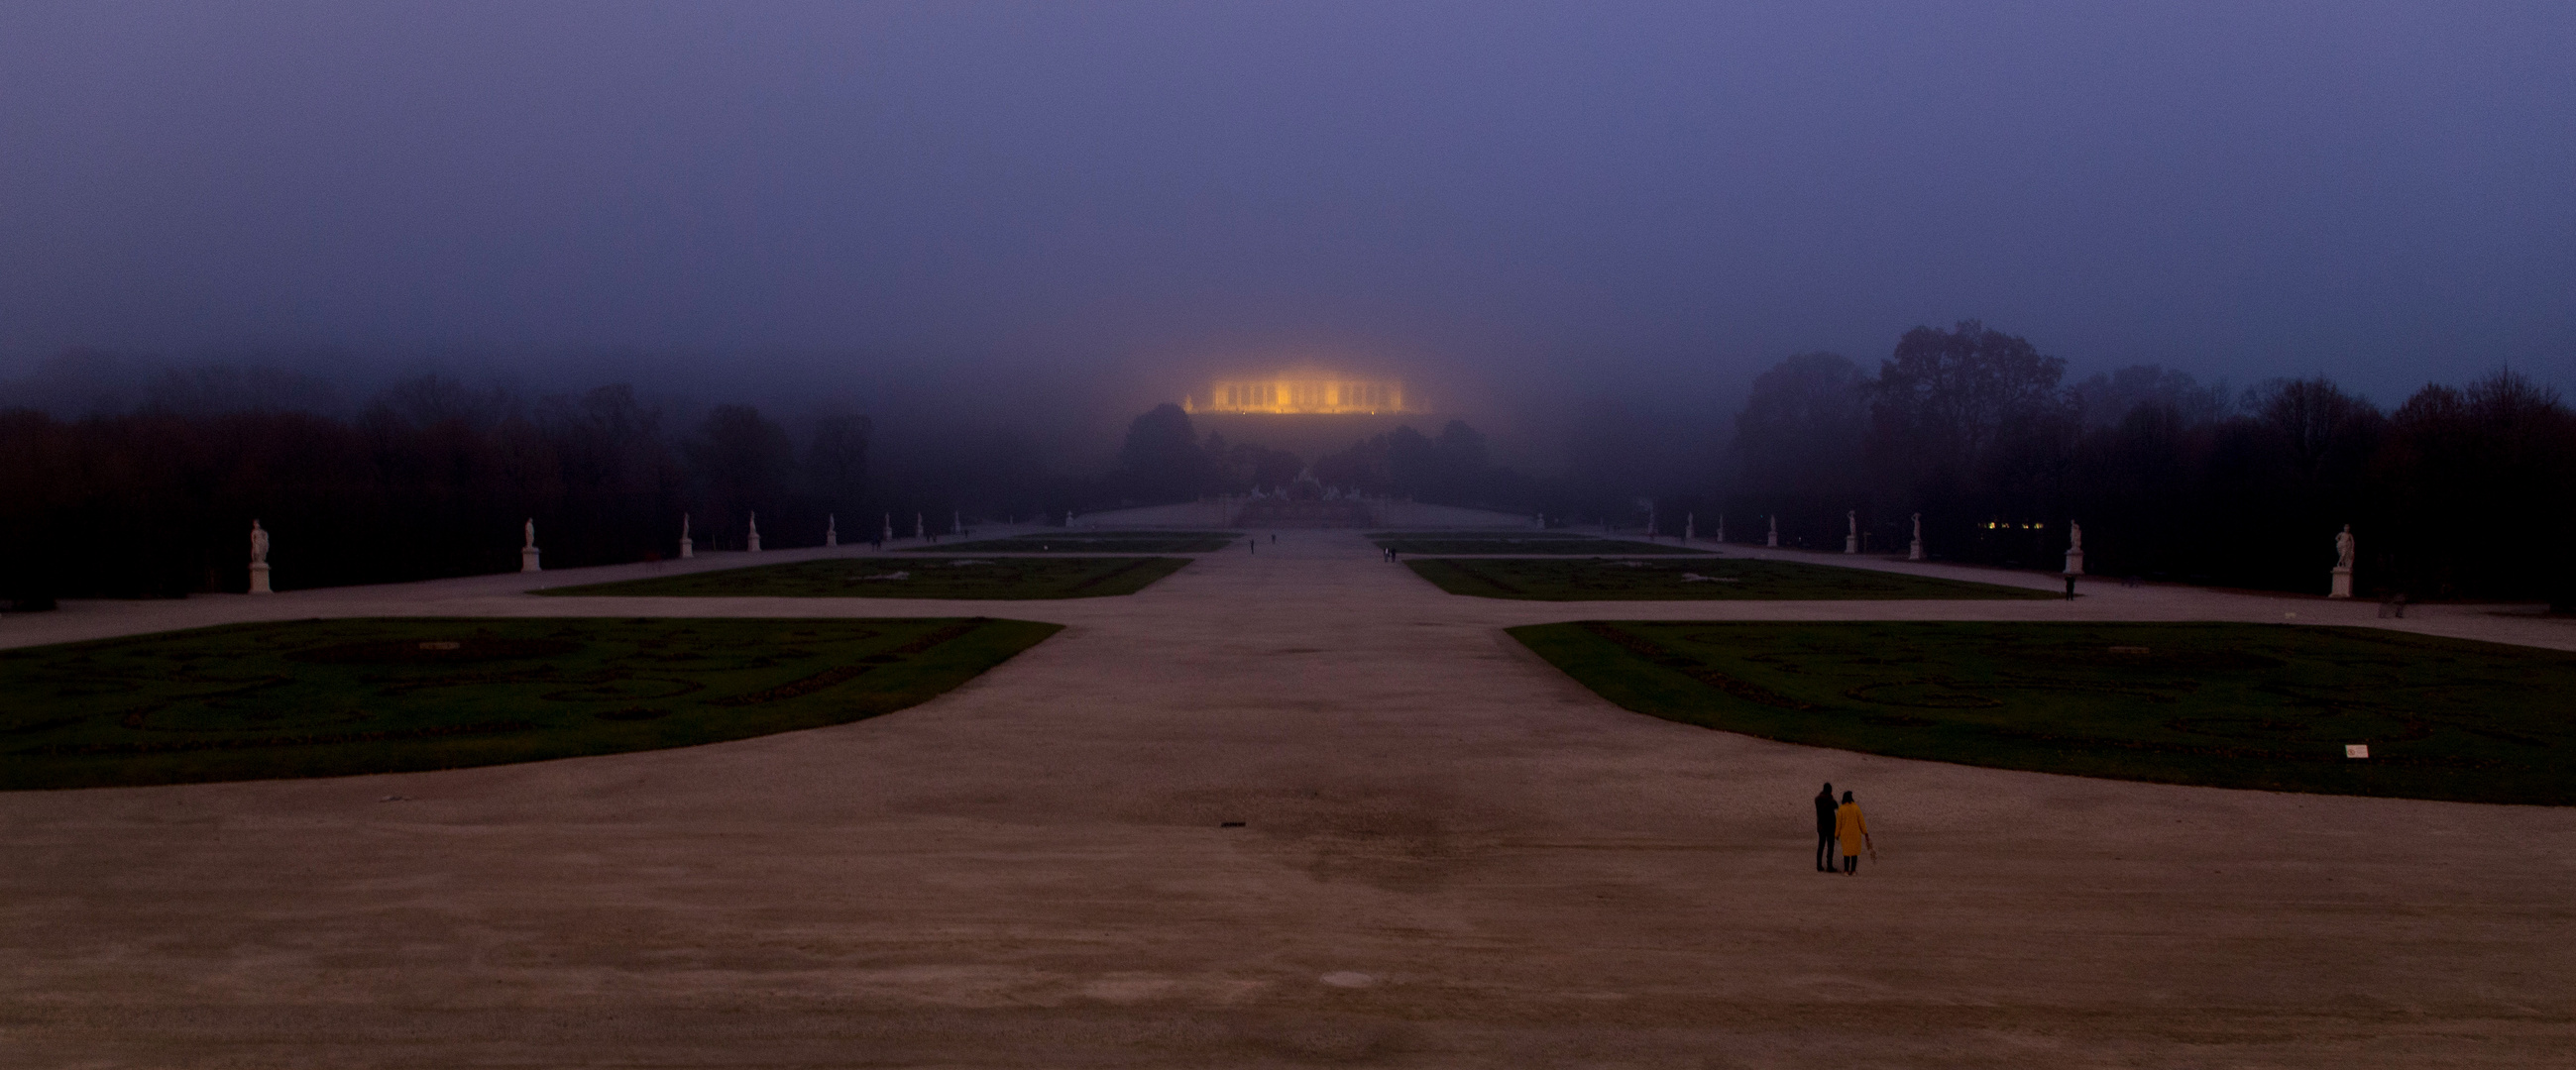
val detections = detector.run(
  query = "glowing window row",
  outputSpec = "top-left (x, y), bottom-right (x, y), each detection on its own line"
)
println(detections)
top-left (1201, 379), bottom-right (1404, 413)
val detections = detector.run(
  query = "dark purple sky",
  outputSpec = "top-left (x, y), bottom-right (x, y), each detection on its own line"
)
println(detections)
top-left (2, 1), bottom-right (2569, 408)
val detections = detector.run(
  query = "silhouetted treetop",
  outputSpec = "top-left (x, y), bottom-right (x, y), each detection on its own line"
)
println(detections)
top-left (2071, 365), bottom-right (2229, 430)
top-left (1734, 351), bottom-right (1866, 496)
top-left (1113, 403), bottom-right (1214, 503)
top-left (1869, 321), bottom-right (2069, 484)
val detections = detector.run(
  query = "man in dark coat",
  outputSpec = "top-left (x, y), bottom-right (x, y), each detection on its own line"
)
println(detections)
top-left (1814, 782), bottom-right (1839, 872)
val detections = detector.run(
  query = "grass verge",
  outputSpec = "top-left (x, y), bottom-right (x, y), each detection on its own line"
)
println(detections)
top-left (539, 557), bottom-right (1189, 598)
top-left (1512, 620), bottom-right (2576, 804)
top-left (0, 616), bottom-right (1060, 790)
top-left (1411, 557), bottom-right (2052, 599)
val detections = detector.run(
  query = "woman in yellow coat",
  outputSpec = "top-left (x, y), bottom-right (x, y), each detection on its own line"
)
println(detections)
top-left (1834, 791), bottom-right (1870, 875)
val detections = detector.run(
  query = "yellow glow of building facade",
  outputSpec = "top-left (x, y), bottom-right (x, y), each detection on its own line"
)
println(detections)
top-left (1185, 377), bottom-right (1406, 415)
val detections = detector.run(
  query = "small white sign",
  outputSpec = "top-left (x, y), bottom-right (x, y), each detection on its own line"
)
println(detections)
top-left (2346, 744), bottom-right (2370, 759)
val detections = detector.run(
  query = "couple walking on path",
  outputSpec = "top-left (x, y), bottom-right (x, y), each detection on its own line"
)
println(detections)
top-left (1814, 783), bottom-right (1872, 874)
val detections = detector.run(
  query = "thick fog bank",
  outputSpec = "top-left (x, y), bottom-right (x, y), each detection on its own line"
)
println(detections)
top-left (6, 318), bottom-right (2570, 609)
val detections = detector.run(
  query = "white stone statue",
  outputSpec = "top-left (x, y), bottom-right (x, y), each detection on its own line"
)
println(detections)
top-left (2329, 524), bottom-right (2355, 598)
top-left (882, 514), bottom-right (894, 544)
top-left (679, 513), bottom-right (694, 559)
top-left (1766, 514), bottom-right (1779, 547)
top-left (916, 513), bottom-right (926, 540)
top-left (953, 510), bottom-right (963, 538)
top-left (1909, 512), bottom-right (1925, 562)
top-left (1716, 514), bottom-right (1726, 543)
top-left (523, 518), bottom-right (536, 550)
top-left (746, 511), bottom-right (761, 553)
top-left (1845, 509), bottom-right (1859, 554)
top-left (825, 514), bottom-right (838, 547)
top-left (520, 518), bottom-right (541, 573)
top-left (2063, 520), bottom-right (2084, 577)
top-left (248, 520), bottom-right (273, 593)
top-left (1684, 513), bottom-right (1694, 543)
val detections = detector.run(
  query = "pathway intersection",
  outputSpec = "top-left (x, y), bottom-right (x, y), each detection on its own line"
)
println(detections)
top-left (3, 529), bottom-right (2571, 1065)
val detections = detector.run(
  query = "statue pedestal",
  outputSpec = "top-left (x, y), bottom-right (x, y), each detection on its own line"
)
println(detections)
top-left (679, 537), bottom-right (694, 559)
top-left (2330, 565), bottom-right (2353, 598)
top-left (1845, 535), bottom-right (1858, 554)
top-left (1765, 534), bottom-right (1777, 547)
top-left (747, 532), bottom-right (761, 553)
top-left (825, 532), bottom-right (837, 548)
top-left (2064, 549), bottom-right (2084, 577)
top-left (521, 548), bottom-right (541, 574)
top-left (1909, 539), bottom-right (1925, 562)
top-left (248, 563), bottom-right (272, 594)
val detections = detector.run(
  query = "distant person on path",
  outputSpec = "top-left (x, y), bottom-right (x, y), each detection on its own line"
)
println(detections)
top-left (1249, 539), bottom-right (1257, 554)
top-left (1835, 791), bottom-right (1870, 875)
top-left (1814, 782), bottom-right (1838, 871)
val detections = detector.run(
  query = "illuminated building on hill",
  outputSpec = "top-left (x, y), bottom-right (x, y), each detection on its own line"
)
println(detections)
top-left (1184, 376), bottom-right (1407, 415)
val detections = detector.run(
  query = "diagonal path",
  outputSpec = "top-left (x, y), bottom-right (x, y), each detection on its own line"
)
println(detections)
top-left (2, 530), bottom-right (2572, 1065)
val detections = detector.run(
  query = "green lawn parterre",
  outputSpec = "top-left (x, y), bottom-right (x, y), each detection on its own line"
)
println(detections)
top-left (908, 531), bottom-right (1243, 554)
top-left (0, 616), bottom-right (1060, 791)
top-left (1512, 620), bottom-right (2576, 804)
top-left (538, 556), bottom-right (1189, 598)
top-left (1410, 557), bottom-right (2053, 600)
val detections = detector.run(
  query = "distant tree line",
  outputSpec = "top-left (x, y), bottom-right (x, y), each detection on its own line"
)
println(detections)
top-left (1103, 403), bottom-right (1534, 509)
top-left (9, 337), bottom-right (2569, 610)
top-left (1725, 321), bottom-right (2576, 607)
top-left (0, 376), bottom-right (873, 600)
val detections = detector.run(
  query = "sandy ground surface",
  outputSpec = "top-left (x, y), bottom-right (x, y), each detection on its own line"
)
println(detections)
top-left (4, 530), bottom-right (2573, 1067)
top-left (1068, 499), bottom-right (1533, 529)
